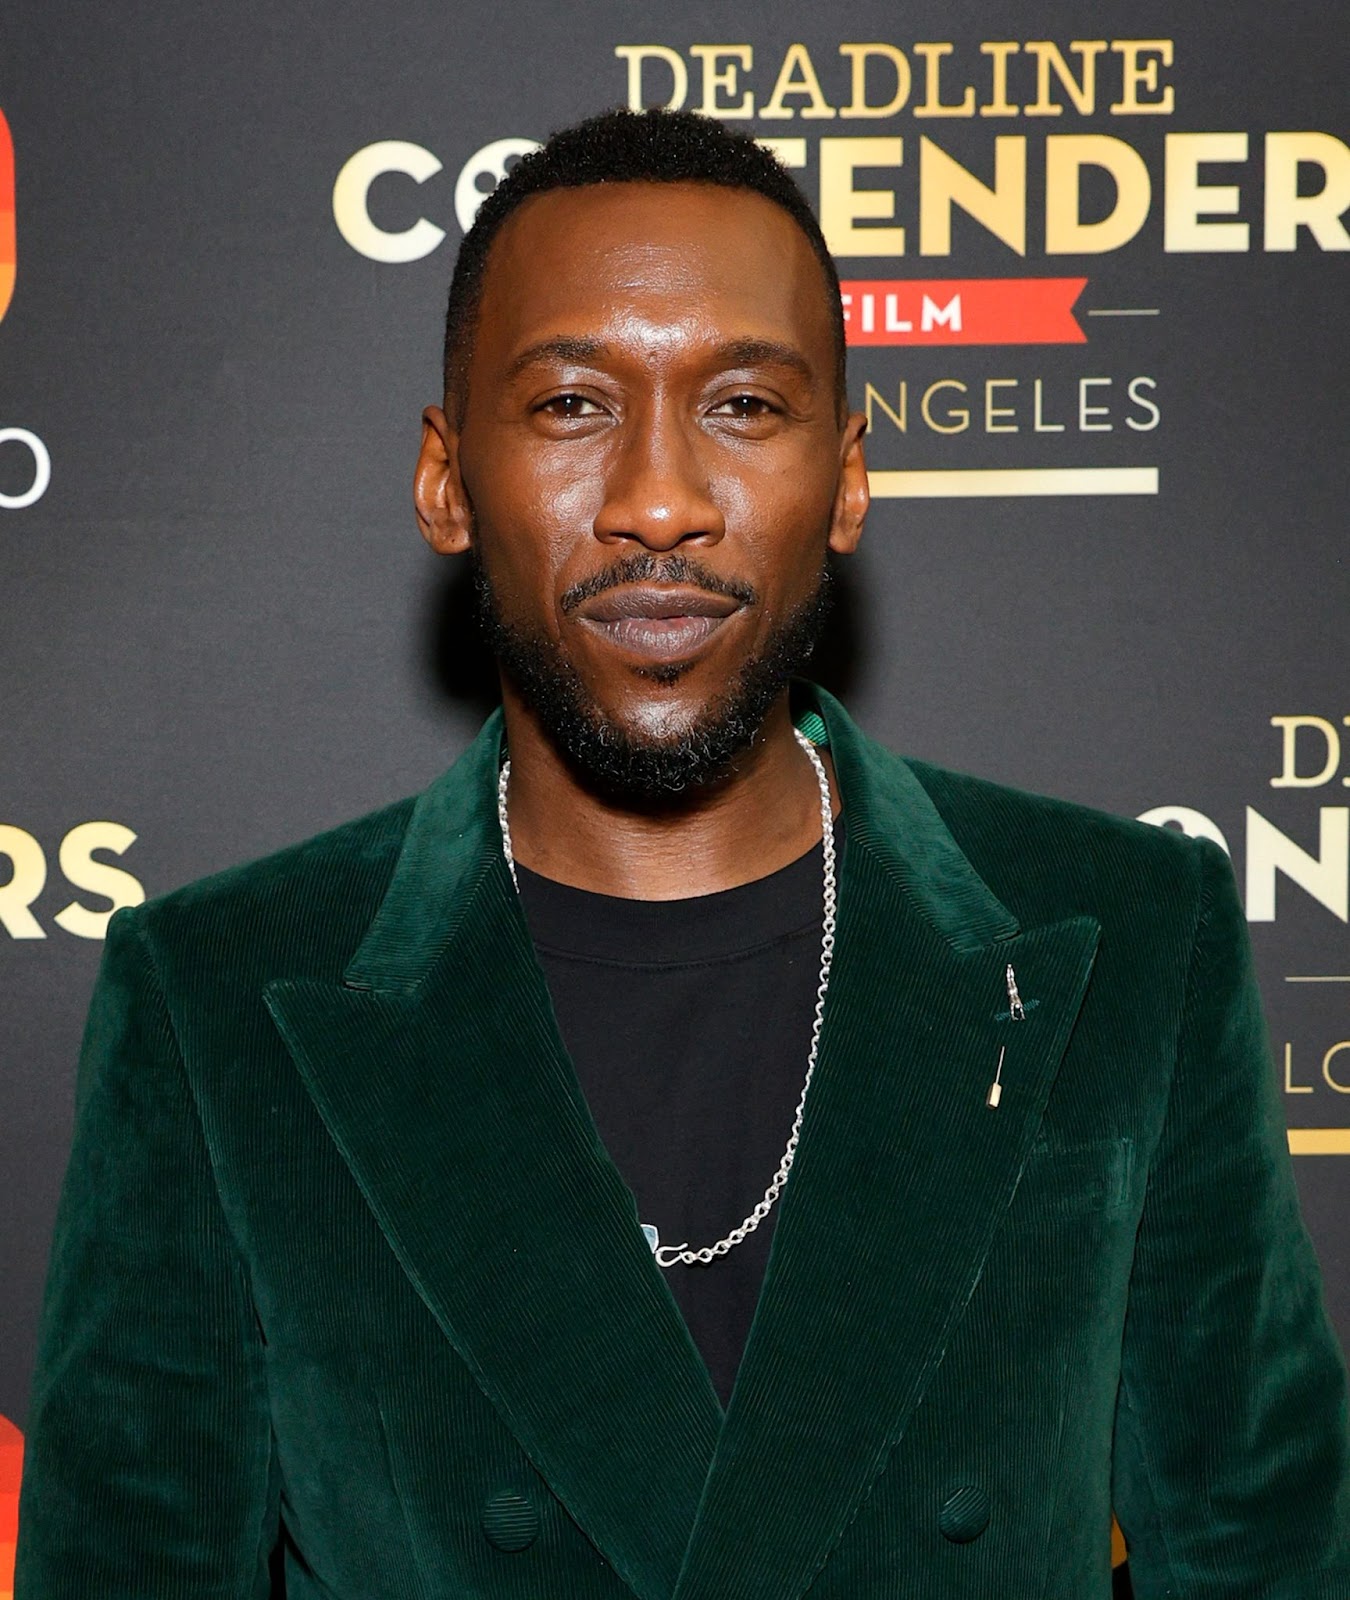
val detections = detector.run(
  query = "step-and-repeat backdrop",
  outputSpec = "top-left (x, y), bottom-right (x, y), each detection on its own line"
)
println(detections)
top-left (1, 3), bottom-right (1346, 1589)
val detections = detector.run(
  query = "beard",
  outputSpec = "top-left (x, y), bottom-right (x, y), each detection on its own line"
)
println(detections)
top-left (473, 549), bottom-right (831, 805)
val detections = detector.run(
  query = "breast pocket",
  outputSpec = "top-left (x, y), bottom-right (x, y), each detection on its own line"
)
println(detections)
top-left (1007, 1135), bottom-right (1136, 1226)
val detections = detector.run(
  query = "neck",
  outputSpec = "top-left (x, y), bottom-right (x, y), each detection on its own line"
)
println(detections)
top-left (498, 688), bottom-right (838, 900)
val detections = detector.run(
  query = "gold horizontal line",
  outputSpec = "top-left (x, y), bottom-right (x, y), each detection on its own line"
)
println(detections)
top-left (1289, 1129), bottom-right (1350, 1156)
top-left (867, 468), bottom-right (1158, 499)
top-left (1286, 975), bottom-right (1350, 983)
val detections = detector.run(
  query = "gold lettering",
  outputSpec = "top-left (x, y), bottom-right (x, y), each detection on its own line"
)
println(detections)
top-left (1135, 807), bottom-right (1230, 852)
top-left (1164, 133), bottom-right (1249, 252)
top-left (919, 136), bottom-right (1026, 256)
top-left (690, 45), bottom-right (754, 119)
top-left (864, 381), bottom-right (907, 433)
top-left (0, 824), bottom-right (46, 939)
top-left (913, 43), bottom-right (976, 118)
top-left (819, 137), bottom-right (905, 255)
top-left (1045, 135), bottom-right (1151, 254)
top-left (761, 42), bottom-right (837, 120)
top-left (1079, 377), bottom-right (1113, 432)
top-left (1024, 41), bottom-right (1106, 117)
top-left (1110, 41), bottom-right (1175, 115)
top-left (1285, 1043), bottom-right (1315, 1095)
top-left (985, 379), bottom-right (1019, 433)
top-left (1126, 376), bottom-right (1160, 431)
top-left (1245, 806), bottom-right (1350, 923)
top-left (838, 43), bottom-right (911, 118)
top-left (1323, 1042), bottom-right (1350, 1095)
top-left (921, 379), bottom-right (969, 433)
top-left (979, 42), bottom-right (1020, 118)
top-left (1034, 377), bottom-right (1065, 432)
top-left (1271, 716), bottom-right (1341, 788)
top-left (614, 45), bottom-right (688, 112)
top-left (53, 822), bottom-right (145, 941)
top-left (1264, 133), bottom-right (1350, 251)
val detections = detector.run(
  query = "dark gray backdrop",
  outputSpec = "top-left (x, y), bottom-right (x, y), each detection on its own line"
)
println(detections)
top-left (2, 5), bottom-right (1347, 1576)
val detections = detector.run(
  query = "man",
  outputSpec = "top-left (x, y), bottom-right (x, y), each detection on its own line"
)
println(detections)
top-left (16, 108), bottom-right (1350, 1599)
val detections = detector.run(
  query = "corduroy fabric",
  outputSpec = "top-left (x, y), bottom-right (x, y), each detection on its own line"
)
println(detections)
top-left (15, 685), bottom-right (1350, 1599)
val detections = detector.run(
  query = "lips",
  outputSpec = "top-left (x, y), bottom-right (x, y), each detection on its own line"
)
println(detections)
top-left (576, 585), bottom-right (743, 663)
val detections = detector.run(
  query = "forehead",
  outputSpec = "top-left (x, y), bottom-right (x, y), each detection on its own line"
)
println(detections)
top-left (473, 181), bottom-right (835, 370)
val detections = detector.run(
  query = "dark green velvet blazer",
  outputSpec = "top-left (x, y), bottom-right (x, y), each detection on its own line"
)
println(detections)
top-left (17, 686), bottom-right (1350, 1599)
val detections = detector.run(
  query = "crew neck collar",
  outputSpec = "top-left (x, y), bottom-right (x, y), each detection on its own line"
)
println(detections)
top-left (514, 816), bottom-right (844, 967)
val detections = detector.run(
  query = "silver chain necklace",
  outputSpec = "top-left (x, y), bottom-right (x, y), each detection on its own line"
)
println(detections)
top-left (496, 727), bottom-right (838, 1268)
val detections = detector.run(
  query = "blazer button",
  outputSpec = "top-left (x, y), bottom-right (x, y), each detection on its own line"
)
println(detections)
top-left (481, 1488), bottom-right (539, 1552)
top-left (938, 1484), bottom-right (991, 1543)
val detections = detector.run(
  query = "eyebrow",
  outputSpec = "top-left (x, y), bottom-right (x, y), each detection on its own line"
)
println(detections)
top-left (504, 337), bottom-right (607, 383)
top-left (502, 334), bottom-right (818, 388)
top-left (710, 338), bottom-right (817, 388)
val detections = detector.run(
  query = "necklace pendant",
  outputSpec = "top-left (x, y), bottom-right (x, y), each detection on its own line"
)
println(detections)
top-left (641, 1223), bottom-right (660, 1253)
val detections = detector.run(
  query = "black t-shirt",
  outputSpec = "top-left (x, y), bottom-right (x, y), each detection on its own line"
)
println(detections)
top-left (514, 821), bottom-right (839, 1408)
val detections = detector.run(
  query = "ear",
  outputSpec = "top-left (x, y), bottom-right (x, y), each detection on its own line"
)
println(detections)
top-left (414, 405), bottom-right (473, 556)
top-left (826, 409), bottom-right (870, 556)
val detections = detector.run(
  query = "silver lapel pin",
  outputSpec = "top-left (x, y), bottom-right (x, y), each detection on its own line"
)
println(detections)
top-left (988, 963), bottom-right (1027, 1109)
top-left (1006, 962), bottom-right (1027, 1022)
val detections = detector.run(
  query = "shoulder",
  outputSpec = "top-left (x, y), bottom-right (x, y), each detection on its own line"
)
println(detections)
top-left (813, 687), bottom-right (1220, 933)
top-left (887, 742), bottom-right (1219, 931)
top-left (111, 793), bottom-right (419, 986)
top-left (903, 748), bottom-right (1194, 863)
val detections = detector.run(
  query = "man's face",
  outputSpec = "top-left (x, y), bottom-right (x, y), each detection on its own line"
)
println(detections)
top-left (416, 180), bottom-right (868, 792)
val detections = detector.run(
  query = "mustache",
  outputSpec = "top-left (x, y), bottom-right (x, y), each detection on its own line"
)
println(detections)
top-left (559, 553), bottom-right (758, 616)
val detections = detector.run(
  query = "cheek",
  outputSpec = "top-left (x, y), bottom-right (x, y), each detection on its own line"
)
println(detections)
top-left (518, 444), bottom-right (607, 531)
top-left (710, 442), bottom-right (838, 540)
top-left (471, 463), bottom-right (603, 618)
top-left (473, 525), bottom-right (556, 633)
top-left (714, 470), bottom-right (835, 598)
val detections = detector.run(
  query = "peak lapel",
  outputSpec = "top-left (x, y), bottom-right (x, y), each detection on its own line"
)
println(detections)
top-left (672, 692), bottom-right (1101, 1600)
top-left (265, 716), bottom-right (721, 1600)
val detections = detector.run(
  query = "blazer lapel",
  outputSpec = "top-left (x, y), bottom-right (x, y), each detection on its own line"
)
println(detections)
top-left (267, 689), bottom-right (1100, 1600)
top-left (671, 690), bottom-right (1101, 1600)
top-left (265, 714), bottom-right (721, 1600)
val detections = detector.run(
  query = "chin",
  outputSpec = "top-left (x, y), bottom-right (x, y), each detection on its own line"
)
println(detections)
top-left (479, 555), bottom-right (830, 801)
top-left (607, 682), bottom-right (729, 743)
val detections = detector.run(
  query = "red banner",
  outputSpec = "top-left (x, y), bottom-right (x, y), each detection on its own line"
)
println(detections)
top-left (1, 1414), bottom-right (23, 1600)
top-left (840, 278), bottom-right (1087, 347)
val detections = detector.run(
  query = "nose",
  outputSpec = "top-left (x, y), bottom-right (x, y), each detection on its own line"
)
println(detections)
top-left (592, 405), bottom-right (725, 551)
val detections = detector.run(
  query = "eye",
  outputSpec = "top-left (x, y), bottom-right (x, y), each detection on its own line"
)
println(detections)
top-left (538, 392), bottom-right (605, 418)
top-left (709, 393), bottom-right (779, 420)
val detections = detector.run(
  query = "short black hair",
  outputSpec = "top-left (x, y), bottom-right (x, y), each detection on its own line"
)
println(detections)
top-left (442, 108), bottom-right (847, 423)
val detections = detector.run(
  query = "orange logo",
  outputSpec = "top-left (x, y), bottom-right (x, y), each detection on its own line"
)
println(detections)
top-left (0, 110), bottom-right (13, 324)
top-left (0, 1413), bottom-right (22, 1600)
